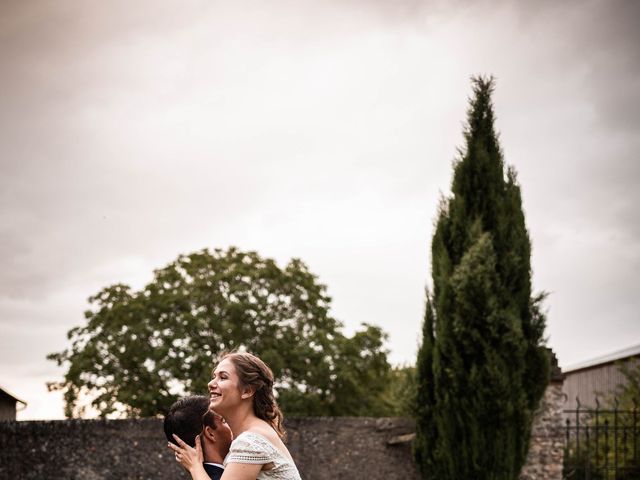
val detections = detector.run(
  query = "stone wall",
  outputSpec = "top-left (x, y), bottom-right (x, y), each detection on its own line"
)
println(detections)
top-left (0, 417), bottom-right (419, 480)
top-left (286, 417), bottom-right (419, 480)
top-left (0, 385), bottom-right (566, 480)
top-left (0, 418), bottom-right (175, 480)
top-left (519, 380), bottom-right (566, 480)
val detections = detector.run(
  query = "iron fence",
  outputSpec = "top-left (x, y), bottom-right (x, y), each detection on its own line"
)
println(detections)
top-left (564, 397), bottom-right (640, 480)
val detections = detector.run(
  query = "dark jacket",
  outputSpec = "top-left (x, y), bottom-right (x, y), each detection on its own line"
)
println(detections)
top-left (203, 463), bottom-right (224, 480)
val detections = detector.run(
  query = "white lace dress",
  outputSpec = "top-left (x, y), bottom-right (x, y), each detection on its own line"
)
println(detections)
top-left (224, 431), bottom-right (302, 480)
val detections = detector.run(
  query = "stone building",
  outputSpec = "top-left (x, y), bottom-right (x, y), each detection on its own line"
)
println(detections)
top-left (0, 385), bottom-right (26, 421)
top-left (562, 343), bottom-right (640, 411)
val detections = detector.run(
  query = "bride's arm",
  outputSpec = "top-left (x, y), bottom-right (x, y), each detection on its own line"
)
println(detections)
top-left (168, 435), bottom-right (262, 480)
top-left (219, 462), bottom-right (263, 480)
top-left (167, 434), bottom-right (211, 480)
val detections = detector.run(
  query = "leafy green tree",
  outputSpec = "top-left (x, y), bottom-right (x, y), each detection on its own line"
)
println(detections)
top-left (48, 247), bottom-right (391, 418)
top-left (617, 362), bottom-right (640, 407)
top-left (599, 364), bottom-right (640, 479)
top-left (327, 323), bottom-right (394, 416)
top-left (414, 77), bottom-right (550, 479)
top-left (379, 365), bottom-right (417, 417)
top-left (414, 293), bottom-right (438, 473)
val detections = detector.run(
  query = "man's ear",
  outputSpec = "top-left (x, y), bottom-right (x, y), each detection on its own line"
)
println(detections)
top-left (203, 426), bottom-right (216, 442)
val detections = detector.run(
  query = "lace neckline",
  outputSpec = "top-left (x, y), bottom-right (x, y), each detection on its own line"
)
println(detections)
top-left (237, 431), bottom-right (292, 462)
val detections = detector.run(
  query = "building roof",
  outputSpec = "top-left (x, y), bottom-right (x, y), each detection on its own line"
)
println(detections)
top-left (0, 385), bottom-right (26, 406)
top-left (563, 343), bottom-right (640, 373)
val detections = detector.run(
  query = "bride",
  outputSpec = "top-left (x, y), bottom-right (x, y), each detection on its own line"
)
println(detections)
top-left (169, 352), bottom-right (302, 480)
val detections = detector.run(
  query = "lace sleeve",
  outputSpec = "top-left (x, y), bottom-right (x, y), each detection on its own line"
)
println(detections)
top-left (225, 433), bottom-right (276, 465)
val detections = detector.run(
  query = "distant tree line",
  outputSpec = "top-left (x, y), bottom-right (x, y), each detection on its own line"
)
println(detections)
top-left (48, 247), bottom-right (412, 418)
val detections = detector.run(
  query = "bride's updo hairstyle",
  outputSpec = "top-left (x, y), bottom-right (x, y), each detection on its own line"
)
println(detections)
top-left (222, 351), bottom-right (286, 439)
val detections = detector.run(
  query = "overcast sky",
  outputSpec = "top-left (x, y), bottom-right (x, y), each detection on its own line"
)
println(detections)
top-left (1, 0), bottom-right (638, 420)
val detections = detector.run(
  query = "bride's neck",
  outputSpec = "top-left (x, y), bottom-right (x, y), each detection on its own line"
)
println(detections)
top-left (224, 403), bottom-right (256, 437)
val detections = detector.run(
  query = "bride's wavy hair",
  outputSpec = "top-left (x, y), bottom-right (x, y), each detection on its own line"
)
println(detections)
top-left (220, 351), bottom-right (286, 439)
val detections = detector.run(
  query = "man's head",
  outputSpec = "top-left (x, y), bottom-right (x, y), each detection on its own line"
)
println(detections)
top-left (163, 395), bottom-right (233, 463)
top-left (201, 408), bottom-right (233, 460)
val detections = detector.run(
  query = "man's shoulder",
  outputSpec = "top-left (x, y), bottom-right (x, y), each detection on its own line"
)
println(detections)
top-left (203, 462), bottom-right (224, 480)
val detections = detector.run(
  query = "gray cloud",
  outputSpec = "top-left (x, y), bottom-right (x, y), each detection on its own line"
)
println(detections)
top-left (1, 0), bottom-right (638, 417)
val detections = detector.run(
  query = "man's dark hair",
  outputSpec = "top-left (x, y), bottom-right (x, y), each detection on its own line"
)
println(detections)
top-left (163, 395), bottom-right (211, 447)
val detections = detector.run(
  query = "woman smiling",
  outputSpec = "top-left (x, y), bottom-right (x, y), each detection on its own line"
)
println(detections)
top-left (170, 352), bottom-right (301, 480)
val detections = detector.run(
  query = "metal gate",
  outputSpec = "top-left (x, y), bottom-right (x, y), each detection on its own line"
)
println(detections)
top-left (564, 398), bottom-right (640, 479)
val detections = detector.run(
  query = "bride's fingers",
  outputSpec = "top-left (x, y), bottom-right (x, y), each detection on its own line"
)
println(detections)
top-left (167, 441), bottom-right (181, 453)
top-left (172, 434), bottom-right (190, 448)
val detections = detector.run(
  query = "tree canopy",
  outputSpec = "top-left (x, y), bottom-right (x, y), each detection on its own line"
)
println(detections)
top-left (414, 77), bottom-right (550, 480)
top-left (48, 247), bottom-right (391, 418)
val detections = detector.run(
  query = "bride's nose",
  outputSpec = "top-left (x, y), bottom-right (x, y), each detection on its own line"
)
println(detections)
top-left (208, 378), bottom-right (216, 389)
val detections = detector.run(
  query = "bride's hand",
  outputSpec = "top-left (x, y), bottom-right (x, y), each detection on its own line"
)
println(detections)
top-left (167, 433), bottom-right (204, 474)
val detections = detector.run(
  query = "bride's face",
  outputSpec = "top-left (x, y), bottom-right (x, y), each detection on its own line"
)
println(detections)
top-left (208, 358), bottom-right (244, 415)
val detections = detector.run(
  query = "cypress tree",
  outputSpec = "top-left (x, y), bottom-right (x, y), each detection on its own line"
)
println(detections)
top-left (414, 77), bottom-right (550, 480)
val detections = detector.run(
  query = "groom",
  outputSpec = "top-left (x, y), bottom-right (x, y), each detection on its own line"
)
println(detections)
top-left (163, 395), bottom-right (233, 480)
